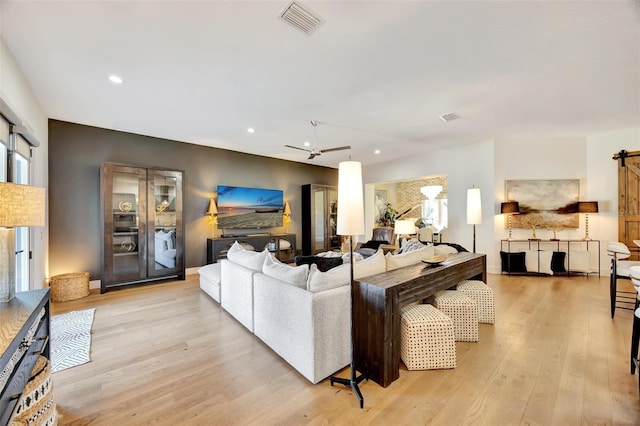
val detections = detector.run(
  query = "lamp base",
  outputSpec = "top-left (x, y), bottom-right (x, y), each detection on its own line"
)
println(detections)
top-left (330, 371), bottom-right (367, 409)
top-left (0, 228), bottom-right (16, 303)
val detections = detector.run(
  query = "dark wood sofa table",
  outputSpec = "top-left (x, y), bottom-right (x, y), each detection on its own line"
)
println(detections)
top-left (353, 252), bottom-right (486, 388)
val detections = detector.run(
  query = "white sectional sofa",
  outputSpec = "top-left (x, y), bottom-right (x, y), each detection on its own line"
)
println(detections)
top-left (198, 239), bottom-right (449, 384)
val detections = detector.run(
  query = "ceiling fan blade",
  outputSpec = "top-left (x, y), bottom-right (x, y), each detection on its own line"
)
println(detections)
top-left (308, 153), bottom-right (318, 160)
top-left (284, 144), bottom-right (311, 153)
top-left (320, 145), bottom-right (351, 153)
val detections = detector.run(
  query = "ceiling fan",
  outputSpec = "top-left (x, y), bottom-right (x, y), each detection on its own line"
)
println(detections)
top-left (285, 120), bottom-right (351, 160)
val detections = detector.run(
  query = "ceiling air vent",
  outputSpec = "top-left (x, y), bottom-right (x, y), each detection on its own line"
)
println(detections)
top-left (279, 1), bottom-right (324, 35)
top-left (439, 112), bottom-right (462, 123)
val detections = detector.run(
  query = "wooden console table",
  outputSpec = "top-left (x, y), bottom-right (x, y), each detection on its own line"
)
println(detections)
top-left (353, 252), bottom-right (486, 388)
top-left (207, 234), bottom-right (296, 264)
top-left (0, 289), bottom-right (51, 424)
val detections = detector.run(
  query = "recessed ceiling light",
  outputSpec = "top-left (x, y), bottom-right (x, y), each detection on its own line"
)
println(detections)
top-left (108, 75), bottom-right (123, 84)
top-left (247, 128), bottom-right (255, 134)
top-left (303, 141), bottom-right (310, 147)
top-left (374, 149), bottom-right (381, 154)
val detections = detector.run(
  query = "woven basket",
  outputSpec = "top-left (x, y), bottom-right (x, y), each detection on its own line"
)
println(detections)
top-left (50, 272), bottom-right (90, 302)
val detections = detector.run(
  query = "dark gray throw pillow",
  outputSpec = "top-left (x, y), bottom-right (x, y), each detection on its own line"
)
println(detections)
top-left (551, 251), bottom-right (567, 273)
top-left (294, 255), bottom-right (343, 272)
top-left (500, 251), bottom-right (527, 273)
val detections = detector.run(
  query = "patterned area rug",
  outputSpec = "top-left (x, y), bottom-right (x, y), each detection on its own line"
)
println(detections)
top-left (51, 308), bottom-right (96, 373)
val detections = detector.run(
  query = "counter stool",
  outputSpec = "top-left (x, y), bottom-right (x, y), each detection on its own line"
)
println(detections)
top-left (400, 304), bottom-right (456, 370)
top-left (456, 280), bottom-right (495, 324)
top-left (607, 242), bottom-right (640, 318)
top-left (432, 290), bottom-right (479, 342)
top-left (627, 266), bottom-right (640, 377)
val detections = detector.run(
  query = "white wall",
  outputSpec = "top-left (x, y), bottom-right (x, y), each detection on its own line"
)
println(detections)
top-left (365, 129), bottom-right (640, 276)
top-left (364, 139), bottom-right (495, 264)
top-left (1, 38), bottom-right (49, 289)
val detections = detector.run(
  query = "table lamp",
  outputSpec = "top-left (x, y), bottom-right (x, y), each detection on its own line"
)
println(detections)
top-left (577, 201), bottom-right (598, 241)
top-left (500, 201), bottom-right (520, 241)
top-left (0, 183), bottom-right (46, 302)
top-left (206, 198), bottom-right (218, 238)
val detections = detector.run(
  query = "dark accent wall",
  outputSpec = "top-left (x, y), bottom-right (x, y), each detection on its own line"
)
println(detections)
top-left (48, 120), bottom-right (337, 280)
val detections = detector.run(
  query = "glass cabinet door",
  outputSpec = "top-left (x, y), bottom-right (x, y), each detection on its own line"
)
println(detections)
top-left (103, 165), bottom-right (146, 285)
top-left (148, 169), bottom-right (183, 277)
top-left (311, 187), bottom-right (326, 253)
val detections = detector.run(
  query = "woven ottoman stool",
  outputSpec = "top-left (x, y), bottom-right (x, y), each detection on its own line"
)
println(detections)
top-left (433, 290), bottom-right (479, 342)
top-left (456, 280), bottom-right (495, 324)
top-left (50, 272), bottom-right (90, 302)
top-left (400, 304), bottom-right (456, 370)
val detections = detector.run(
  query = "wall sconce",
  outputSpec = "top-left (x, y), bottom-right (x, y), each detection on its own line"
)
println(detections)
top-left (467, 187), bottom-right (482, 253)
top-left (500, 201), bottom-right (520, 241)
top-left (283, 201), bottom-right (292, 231)
top-left (0, 183), bottom-right (46, 302)
top-left (206, 198), bottom-right (218, 239)
top-left (577, 201), bottom-right (598, 241)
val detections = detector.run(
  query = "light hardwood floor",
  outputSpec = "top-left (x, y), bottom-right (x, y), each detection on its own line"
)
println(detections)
top-left (50, 273), bottom-right (640, 425)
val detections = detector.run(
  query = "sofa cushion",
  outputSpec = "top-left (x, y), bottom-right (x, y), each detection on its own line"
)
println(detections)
top-left (307, 263), bottom-right (350, 293)
top-left (385, 245), bottom-right (435, 271)
top-left (524, 250), bottom-right (553, 275)
top-left (354, 249), bottom-right (386, 279)
top-left (227, 241), bottom-right (268, 272)
top-left (398, 238), bottom-right (427, 254)
top-left (434, 244), bottom-right (458, 255)
top-left (263, 253), bottom-right (309, 288)
top-left (295, 255), bottom-right (343, 272)
top-left (306, 249), bottom-right (387, 293)
top-left (566, 250), bottom-right (591, 273)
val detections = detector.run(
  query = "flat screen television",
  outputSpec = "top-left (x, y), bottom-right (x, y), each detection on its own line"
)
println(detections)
top-left (217, 185), bottom-right (284, 229)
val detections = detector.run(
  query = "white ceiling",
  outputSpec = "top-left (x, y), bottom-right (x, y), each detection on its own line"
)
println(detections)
top-left (1, 1), bottom-right (639, 168)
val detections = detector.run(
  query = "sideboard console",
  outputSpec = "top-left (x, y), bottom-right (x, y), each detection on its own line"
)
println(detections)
top-left (500, 239), bottom-right (600, 276)
top-left (0, 289), bottom-right (51, 425)
top-left (207, 233), bottom-right (297, 264)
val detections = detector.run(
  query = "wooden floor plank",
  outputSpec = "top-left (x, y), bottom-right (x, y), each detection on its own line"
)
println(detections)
top-left (49, 273), bottom-right (640, 425)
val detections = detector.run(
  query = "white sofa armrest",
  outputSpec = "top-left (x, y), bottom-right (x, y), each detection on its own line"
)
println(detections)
top-left (253, 273), bottom-right (350, 384)
top-left (221, 259), bottom-right (256, 332)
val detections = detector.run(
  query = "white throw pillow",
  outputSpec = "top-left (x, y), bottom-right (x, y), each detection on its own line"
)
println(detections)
top-left (434, 244), bottom-right (458, 255)
top-left (226, 241), bottom-right (268, 272)
top-left (566, 250), bottom-right (591, 273)
top-left (354, 249), bottom-right (387, 279)
top-left (262, 253), bottom-right (309, 288)
top-left (385, 245), bottom-right (435, 271)
top-left (608, 242), bottom-right (631, 260)
top-left (307, 263), bottom-right (350, 293)
top-left (524, 250), bottom-right (553, 275)
top-left (156, 230), bottom-right (175, 250)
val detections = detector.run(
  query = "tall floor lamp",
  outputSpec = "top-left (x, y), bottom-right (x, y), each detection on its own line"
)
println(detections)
top-left (329, 160), bottom-right (367, 409)
top-left (467, 187), bottom-right (482, 253)
top-left (0, 183), bottom-right (46, 303)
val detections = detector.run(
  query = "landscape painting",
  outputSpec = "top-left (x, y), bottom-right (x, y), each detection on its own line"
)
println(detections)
top-left (505, 179), bottom-right (579, 229)
top-left (217, 185), bottom-right (284, 229)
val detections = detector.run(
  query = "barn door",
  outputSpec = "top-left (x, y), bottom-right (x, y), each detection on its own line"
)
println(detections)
top-left (614, 150), bottom-right (640, 258)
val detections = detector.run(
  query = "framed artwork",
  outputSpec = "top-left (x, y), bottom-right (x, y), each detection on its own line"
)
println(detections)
top-left (374, 189), bottom-right (388, 221)
top-left (505, 179), bottom-right (579, 229)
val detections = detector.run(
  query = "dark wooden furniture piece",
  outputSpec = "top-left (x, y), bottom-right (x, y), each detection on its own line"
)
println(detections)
top-left (301, 184), bottom-right (339, 255)
top-left (206, 234), bottom-right (296, 264)
top-left (353, 252), bottom-right (486, 388)
top-left (101, 163), bottom-right (185, 292)
top-left (0, 289), bottom-right (50, 424)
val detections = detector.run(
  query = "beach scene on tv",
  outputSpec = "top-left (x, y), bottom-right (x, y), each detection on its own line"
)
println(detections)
top-left (217, 185), bottom-right (284, 229)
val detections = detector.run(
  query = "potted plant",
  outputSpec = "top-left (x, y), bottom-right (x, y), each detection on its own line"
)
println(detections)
top-left (377, 203), bottom-right (399, 227)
